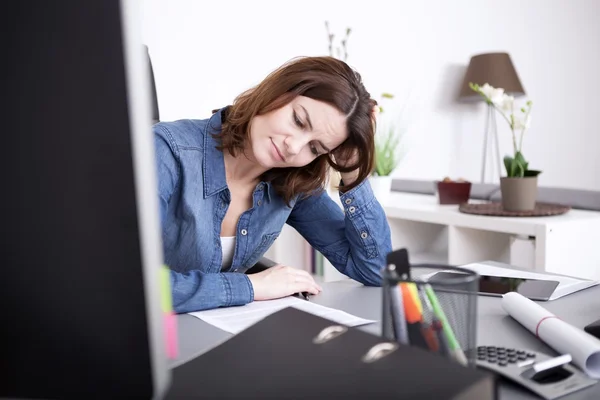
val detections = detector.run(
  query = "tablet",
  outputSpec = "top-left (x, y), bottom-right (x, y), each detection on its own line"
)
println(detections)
top-left (429, 272), bottom-right (560, 301)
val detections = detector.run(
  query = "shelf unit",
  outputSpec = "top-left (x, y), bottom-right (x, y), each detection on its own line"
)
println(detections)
top-left (266, 192), bottom-right (600, 282)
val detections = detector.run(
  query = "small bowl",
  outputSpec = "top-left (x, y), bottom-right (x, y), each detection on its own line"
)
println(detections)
top-left (436, 181), bottom-right (472, 205)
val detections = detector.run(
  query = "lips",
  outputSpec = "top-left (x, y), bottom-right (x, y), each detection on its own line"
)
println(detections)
top-left (271, 139), bottom-right (285, 162)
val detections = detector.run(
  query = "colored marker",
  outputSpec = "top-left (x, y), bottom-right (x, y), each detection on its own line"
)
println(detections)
top-left (424, 284), bottom-right (467, 366)
top-left (407, 283), bottom-right (423, 314)
top-left (400, 283), bottom-right (429, 350)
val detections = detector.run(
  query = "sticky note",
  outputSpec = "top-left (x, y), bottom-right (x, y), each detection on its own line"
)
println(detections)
top-left (160, 265), bottom-right (172, 313)
top-left (164, 312), bottom-right (178, 359)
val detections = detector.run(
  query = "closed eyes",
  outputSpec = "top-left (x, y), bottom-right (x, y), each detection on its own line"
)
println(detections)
top-left (292, 110), bottom-right (324, 156)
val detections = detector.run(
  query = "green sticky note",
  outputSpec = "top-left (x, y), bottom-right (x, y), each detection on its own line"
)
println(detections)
top-left (160, 265), bottom-right (173, 312)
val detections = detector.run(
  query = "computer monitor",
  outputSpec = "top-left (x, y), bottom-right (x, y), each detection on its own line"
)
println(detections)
top-left (1, 1), bottom-right (170, 398)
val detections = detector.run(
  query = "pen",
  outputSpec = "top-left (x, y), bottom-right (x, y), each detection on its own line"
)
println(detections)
top-left (293, 292), bottom-right (310, 301)
top-left (390, 284), bottom-right (409, 345)
top-left (418, 286), bottom-right (440, 353)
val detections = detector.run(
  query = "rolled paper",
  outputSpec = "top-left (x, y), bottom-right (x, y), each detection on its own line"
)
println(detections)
top-left (502, 292), bottom-right (600, 378)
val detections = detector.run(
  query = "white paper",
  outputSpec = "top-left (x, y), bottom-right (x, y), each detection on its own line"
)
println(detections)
top-left (431, 263), bottom-right (599, 300)
top-left (189, 297), bottom-right (375, 335)
top-left (502, 292), bottom-right (600, 378)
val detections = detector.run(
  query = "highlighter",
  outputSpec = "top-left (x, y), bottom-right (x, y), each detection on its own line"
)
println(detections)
top-left (407, 283), bottom-right (423, 314)
top-left (400, 283), bottom-right (429, 350)
top-left (424, 284), bottom-right (467, 366)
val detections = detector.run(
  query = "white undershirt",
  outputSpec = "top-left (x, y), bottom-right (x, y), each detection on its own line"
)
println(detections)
top-left (220, 236), bottom-right (236, 270)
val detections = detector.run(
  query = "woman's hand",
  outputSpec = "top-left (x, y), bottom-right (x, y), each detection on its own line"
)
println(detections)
top-left (334, 103), bottom-right (380, 187)
top-left (247, 264), bottom-right (322, 301)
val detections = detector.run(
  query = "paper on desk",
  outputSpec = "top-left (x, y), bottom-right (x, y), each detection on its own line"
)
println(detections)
top-left (502, 292), bottom-right (600, 378)
top-left (450, 263), bottom-right (598, 300)
top-left (188, 297), bottom-right (375, 335)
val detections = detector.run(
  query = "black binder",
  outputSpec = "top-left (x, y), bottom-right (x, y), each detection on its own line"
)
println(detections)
top-left (166, 307), bottom-right (497, 399)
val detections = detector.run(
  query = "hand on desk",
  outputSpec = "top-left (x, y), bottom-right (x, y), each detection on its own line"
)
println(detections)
top-left (247, 264), bottom-right (322, 301)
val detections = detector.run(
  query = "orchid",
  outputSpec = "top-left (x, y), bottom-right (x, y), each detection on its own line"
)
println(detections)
top-left (469, 82), bottom-right (541, 178)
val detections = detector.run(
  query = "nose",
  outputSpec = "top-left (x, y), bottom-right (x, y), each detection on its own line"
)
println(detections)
top-left (284, 134), bottom-right (307, 157)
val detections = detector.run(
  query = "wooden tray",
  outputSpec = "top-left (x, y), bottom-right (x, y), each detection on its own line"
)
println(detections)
top-left (459, 202), bottom-right (571, 217)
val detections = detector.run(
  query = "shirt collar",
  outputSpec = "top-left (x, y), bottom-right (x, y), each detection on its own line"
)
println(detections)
top-left (202, 107), bottom-right (272, 202)
top-left (202, 108), bottom-right (228, 198)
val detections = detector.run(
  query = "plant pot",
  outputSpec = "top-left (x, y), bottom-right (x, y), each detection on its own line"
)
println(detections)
top-left (370, 175), bottom-right (392, 203)
top-left (436, 181), bottom-right (472, 205)
top-left (500, 176), bottom-right (538, 211)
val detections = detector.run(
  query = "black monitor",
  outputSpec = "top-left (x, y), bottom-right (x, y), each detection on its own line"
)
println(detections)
top-left (1, 0), bottom-right (170, 398)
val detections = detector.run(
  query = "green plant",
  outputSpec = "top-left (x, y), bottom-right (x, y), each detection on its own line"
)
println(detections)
top-left (324, 21), bottom-right (351, 61)
top-left (469, 83), bottom-right (541, 178)
top-left (373, 93), bottom-right (406, 176)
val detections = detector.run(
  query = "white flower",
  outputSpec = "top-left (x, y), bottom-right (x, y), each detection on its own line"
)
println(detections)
top-left (500, 94), bottom-right (514, 112)
top-left (513, 114), bottom-right (531, 130)
top-left (480, 83), bottom-right (505, 105)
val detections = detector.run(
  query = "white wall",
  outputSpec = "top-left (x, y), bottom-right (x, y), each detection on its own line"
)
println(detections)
top-left (142, 0), bottom-right (600, 191)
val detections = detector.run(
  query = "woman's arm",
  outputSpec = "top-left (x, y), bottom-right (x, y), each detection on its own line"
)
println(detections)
top-left (286, 179), bottom-right (392, 286)
top-left (154, 124), bottom-right (254, 313)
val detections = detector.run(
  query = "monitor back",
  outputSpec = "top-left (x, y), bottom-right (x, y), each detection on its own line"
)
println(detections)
top-left (0, 0), bottom-right (169, 398)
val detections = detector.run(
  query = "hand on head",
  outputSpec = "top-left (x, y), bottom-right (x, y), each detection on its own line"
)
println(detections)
top-left (247, 264), bottom-right (322, 301)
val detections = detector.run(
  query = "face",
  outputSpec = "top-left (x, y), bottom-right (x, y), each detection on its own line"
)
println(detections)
top-left (248, 96), bottom-right (348, 168)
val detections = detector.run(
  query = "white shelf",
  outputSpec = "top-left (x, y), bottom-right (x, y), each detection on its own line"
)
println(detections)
top-left (381, 192), bottom-right (600, 281)
top-left (381, 192), bottom-right (600, 237)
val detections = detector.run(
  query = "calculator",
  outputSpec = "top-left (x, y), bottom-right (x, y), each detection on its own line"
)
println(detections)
top-left (475, 345), bottom-right (597, 400)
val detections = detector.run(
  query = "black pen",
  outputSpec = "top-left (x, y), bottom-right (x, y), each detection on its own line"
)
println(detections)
top-left (293, 292), bottom-right (310, 301)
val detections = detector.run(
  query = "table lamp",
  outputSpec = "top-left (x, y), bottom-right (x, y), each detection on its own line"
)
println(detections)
top-left (459, 52), bottom-right (525, 183)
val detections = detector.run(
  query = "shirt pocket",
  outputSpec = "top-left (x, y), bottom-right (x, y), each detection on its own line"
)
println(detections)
top-left (244, 231), bottom-right (280, 268)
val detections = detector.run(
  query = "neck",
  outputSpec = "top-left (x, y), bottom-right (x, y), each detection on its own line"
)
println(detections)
top-left (223, 150), bottom-right (267, 185)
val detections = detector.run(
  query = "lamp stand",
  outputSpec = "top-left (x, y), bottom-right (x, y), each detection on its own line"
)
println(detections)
top-left (480, 103), bottom-right (502, 183)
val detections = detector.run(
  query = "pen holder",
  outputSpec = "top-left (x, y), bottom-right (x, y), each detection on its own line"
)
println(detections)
top-left (382, 251), bottom-right (480, 367)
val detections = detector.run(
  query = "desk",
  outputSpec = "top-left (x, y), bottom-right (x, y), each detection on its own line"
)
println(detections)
top-left (171, 278), bottom-right (600, 399)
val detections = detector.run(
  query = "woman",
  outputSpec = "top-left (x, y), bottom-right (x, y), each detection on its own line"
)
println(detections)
top-left (154, 56), bottom-right (393, 313)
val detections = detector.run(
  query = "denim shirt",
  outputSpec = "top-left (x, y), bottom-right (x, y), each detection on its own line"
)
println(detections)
top-left (154, 109), bottom-right (392, 313)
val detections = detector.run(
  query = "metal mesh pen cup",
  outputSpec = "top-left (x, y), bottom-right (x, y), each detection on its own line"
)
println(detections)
top-left (382, 253), bottom-right (480, 367)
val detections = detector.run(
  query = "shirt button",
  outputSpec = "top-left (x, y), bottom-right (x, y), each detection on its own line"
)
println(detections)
top-left (257, 200), bottom-right (262, 206)
top-left (345, 198), bottom-right (352, 205)
top-left (241, 229), bottom-right (248, 236)
top-left (348, 206), bottom-right (356, 213)
top-left (361, 231), bottom-right (368, 239)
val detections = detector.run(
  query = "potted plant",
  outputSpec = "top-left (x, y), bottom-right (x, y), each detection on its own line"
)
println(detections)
top-left (469, 83), bottom-right (542, 211)
top-left (370, 93), bottom-right (406, 202)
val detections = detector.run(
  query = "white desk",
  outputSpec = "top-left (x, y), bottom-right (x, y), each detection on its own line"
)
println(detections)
top-left (380, 193), bottom-right (600, 281)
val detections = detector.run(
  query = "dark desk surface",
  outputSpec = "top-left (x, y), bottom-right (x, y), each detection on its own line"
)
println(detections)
top-left (171, 276), bottom-right (600, 399)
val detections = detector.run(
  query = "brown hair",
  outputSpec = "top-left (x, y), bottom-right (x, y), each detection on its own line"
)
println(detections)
top-left (213, 56), bottom-right (376, 204)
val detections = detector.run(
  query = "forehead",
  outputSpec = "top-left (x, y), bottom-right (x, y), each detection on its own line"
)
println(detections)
top-left (291, 96), bottom-right (348, 147)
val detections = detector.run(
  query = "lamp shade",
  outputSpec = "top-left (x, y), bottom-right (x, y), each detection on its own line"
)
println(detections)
top-left (459, 52), bottom-right (525, 101)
